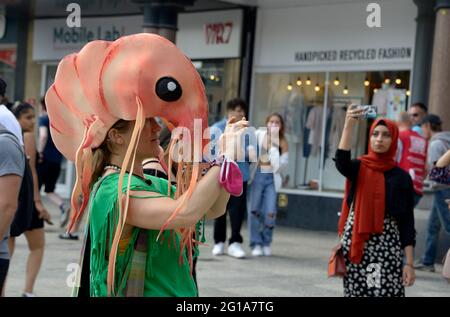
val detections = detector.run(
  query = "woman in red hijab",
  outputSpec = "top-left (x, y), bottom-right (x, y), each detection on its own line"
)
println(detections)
top-left (334, 105), bottom-right (416, 297)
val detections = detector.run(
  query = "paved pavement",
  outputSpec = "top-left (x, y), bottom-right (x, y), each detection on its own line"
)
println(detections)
top-left (5, 197), bottom-right (449, 297)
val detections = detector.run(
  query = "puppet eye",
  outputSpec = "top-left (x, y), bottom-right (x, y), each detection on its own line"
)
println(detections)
top-left (155, 77), bottom-right (182, 102)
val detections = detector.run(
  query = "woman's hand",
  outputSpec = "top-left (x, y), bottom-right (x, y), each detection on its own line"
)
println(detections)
top-left (402, 264), bottom-right (416, 287)
top-left (35, 200), bottom-right (52, 223)
top-left (344, 104), bottom-right (364, 128)
top-left (219, 116), bottom-right (249, 159)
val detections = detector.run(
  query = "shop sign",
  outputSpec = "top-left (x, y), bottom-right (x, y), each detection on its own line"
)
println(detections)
top-left (33, 15), bottom-right (142, 61)
top-left (0, 48), bottom-right (16, 67)
top-left (294, 47), bottom-right (412, 64)
top-left (177, 9), bottom-right (243, 59)
top-left (205, 22), bottom-right (234, 45)
top-left (34, 0), bottom-right (140, 17)
top-left (255, 0), bottom-right (416, 69)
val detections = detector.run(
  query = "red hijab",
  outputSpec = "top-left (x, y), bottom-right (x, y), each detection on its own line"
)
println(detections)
top-left (338, 119), bottom-right (399, 264)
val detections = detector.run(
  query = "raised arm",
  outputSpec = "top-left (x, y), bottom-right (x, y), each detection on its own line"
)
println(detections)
top-left (127, 165), bottom-right (225, 229)
top-left (335, 105), bottom-right (364, 180)
top-left (338, 105), bottom-right (363, 151)
top-left (206, 187), bottom-right (230, 220)
top-left (127, 117), bottom-right (248, 230)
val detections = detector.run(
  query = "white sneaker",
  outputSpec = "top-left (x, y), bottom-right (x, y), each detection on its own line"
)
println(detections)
top-left (227, 242), bottom-right (246, 259)
top-left (212, 242), bottom-right (225, 256)
top-left (263, 246), bottom-right (271, 256)
top-left (251, 245), bottom-right (263, 257)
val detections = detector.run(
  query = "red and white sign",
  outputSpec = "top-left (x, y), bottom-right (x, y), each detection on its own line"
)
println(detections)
top-left (205, 22), bottom-right (233, 45)
top-left (177, 10), bottom-right (242, 59)
top-left (0, 48), bottom-right (16, 67)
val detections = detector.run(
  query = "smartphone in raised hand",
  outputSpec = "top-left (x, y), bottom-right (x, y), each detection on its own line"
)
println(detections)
top-left (360, 105), bottom-right (377, 119)
top-left (350, 104), bottom-right (377, 119)
top-left (349, 104), bottom-right (364, 119)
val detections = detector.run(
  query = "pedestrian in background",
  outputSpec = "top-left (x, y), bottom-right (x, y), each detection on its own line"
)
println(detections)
top-left (335, 105), bottom-right (415, 297)
top-left (247, 113), bottom-right (288, 257)
top-left (408, 102), bottom-right (428, 137)
top-left (36, 97), bottom-right (71, 236)
top-left (396, 112), bottom-right (428, 207)
top-left (0, 78), bottom-right (25, 296)
top-left (415, 114), bottom-right (450, 272)
top-left (210, 98), bottom-right (250, 259)
top-left (431, 148), bottom-right (450, 283)
top-left (8, 103), bottom-right (51, 297)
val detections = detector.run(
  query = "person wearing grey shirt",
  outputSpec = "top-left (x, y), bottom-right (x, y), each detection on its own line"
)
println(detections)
top-left (415, 114), bottom-right (450, 272)
top-left (0, 122), bottom-right (25, 295)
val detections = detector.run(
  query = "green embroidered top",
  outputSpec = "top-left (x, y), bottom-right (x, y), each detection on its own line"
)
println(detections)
top-left (89, 172), bottom-right (200, 297)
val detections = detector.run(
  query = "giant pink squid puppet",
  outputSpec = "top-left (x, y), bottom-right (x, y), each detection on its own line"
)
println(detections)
top-left (45, 33), bottom-right (209, 295)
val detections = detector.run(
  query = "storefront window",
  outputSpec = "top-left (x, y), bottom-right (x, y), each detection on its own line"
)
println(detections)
top-left (252, 70), bottom-right (410, 193)
top-left (194, 58), bottom-right (241, 125)
top-left (0, 47), bottom-right (16, 101)
top-left (252, 72), bottom-right (326, 190)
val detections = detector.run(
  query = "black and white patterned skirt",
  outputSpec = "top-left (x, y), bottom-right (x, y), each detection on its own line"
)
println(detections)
top-left (341, 208), bottom-right (405, 297)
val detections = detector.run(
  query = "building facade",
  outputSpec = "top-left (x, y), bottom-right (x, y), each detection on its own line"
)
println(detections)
top-left (247, 0), bottom-right (417, 230)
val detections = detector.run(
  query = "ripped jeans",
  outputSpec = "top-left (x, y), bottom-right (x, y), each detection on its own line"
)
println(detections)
top-left (248, 168), bottom-right (277, 248)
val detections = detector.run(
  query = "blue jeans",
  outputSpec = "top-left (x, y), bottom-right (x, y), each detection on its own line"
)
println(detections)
top-left (248, 168), bottom-right (277, 248)
top-left (422, 188), bottom-right (450, 265)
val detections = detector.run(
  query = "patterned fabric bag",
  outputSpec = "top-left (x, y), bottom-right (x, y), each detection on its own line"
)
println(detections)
top-left (429, 165), bottom-right (450, 185)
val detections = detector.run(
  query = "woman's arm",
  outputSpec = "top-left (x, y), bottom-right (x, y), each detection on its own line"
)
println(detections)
top-left (24, 132), bottom-right (40, 200)
top-left (338, 105), bottom-right (363, 150)
top-left (335, 105), bottom-right (364, 179)
top-left (274, 139), bottom-right (289, 175)
top-left (404, 245), bottom-right (414, 267)
top-left (38, 126), bottom-right (48, 162)
top-left (398, 174), bottom-right (415, 286)
top-left (280, 138), bottom-right (289, 154)
top-left (128, 117), bottom-right (248, 230)
top-left (127, 165), bottom-right (225, 230)
top-left (403, 245), bottom-right (415, 287)
top-left (435, 149), bottom-right (450, 167)
top-left (206, 189), bottom-right (230, 220)
top-left (23, 132), bottom-right (50, 221)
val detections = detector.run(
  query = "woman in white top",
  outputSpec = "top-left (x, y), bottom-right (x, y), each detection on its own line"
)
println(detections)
top-left (248, 113), bottom-right (288, 257)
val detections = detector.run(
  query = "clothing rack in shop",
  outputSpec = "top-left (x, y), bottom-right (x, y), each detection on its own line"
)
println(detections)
top-left (333, 96), bottom-right (363, 108)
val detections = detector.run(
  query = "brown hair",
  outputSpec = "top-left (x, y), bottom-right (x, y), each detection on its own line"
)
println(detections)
top-left (90, 119), bottom-right (132, 188)
top-left (265, 112), bottom-right (286, 140)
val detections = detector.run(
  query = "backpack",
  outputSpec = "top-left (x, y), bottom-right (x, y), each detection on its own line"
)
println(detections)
top-left (0, 128), bottom-right (34, 237)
